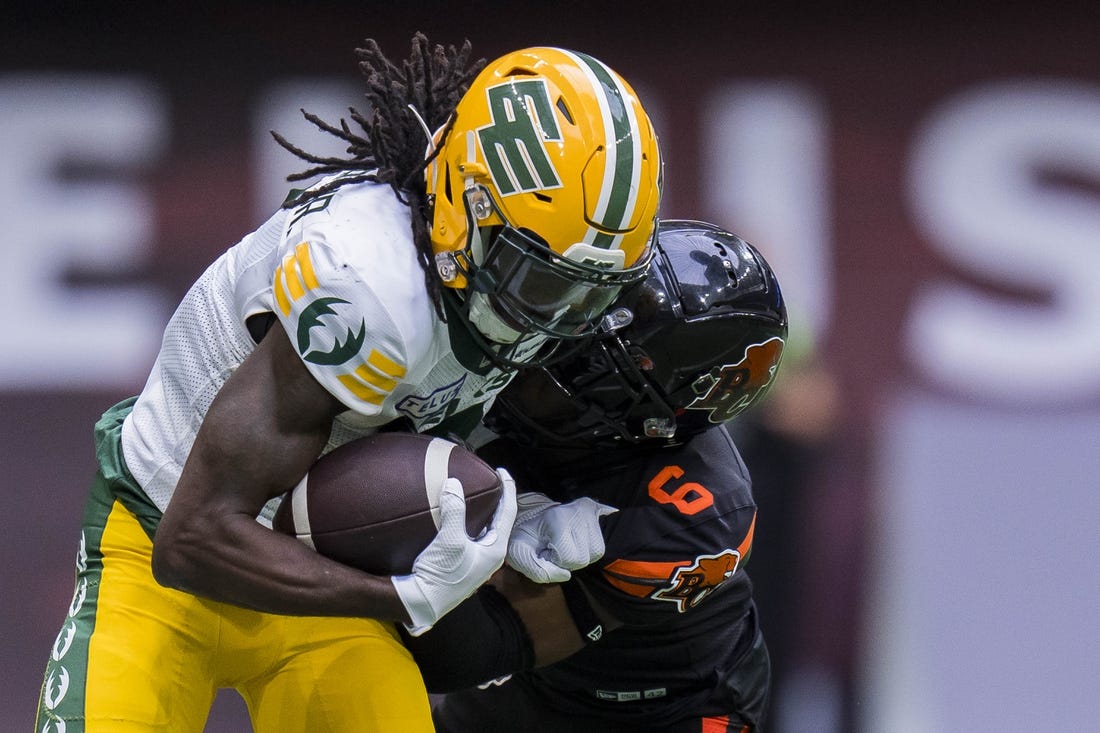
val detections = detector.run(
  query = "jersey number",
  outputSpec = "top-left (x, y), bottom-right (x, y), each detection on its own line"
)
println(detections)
top-left (647, 465), bottom-right (714, 515)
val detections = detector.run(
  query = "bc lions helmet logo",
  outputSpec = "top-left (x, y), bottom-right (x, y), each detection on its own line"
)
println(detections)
top-left (685, 337), bottom-right (784, 423)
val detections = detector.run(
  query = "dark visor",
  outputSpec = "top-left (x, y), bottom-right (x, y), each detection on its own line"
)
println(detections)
top-left (473, 226), bottom-right (652, 338)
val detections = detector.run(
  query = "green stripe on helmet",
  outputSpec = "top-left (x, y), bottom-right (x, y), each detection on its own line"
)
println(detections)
top-left (589, 230), bottom-right (616, 249)
top-left (572, 51), bottom-right (641, 248)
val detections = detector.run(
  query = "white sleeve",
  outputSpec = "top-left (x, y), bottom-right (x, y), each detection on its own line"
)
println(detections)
top-left (271, 237), bottom-right (411, 414)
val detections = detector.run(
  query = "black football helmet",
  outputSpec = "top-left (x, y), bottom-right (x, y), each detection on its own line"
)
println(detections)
top-left (485, 219), bottom-right (788, 448)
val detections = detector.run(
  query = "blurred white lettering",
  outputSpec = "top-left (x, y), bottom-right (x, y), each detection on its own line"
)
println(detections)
top-left (0, 75), bottom-right (168, 389)
top-left (701, 83), bottom-right (832, 346)
top-left (252, 80), bottom-right (360, 221)
top-left (907, 80), bottom-right (1100, 403)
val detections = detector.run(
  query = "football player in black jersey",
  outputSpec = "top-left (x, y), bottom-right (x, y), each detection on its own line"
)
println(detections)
top-left (401, 219), bottom-right (788, 732)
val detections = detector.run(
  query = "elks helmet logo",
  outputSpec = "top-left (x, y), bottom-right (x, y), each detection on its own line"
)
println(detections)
top-left (685, 337), bottom-right (784, 423)
top-left (477, 79), bottom-right (564, 196)
top-left (652, 550), bottom-right (741, 612)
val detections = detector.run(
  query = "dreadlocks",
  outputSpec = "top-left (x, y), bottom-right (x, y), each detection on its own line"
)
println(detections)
top-left (272, 33), bottom-right (485, 315)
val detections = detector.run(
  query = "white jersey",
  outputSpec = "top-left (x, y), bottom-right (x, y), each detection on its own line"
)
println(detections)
top-left (120, 179), bottom-right (514, 520)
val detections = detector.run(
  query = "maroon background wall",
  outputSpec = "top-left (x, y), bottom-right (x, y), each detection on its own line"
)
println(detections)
top-left (4, 3), bottom-right (1098, 731)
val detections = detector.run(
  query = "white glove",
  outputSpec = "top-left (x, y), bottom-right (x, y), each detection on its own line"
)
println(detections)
top-left (392, 469), bottom-right (517, 636)
top-left (507, 491), bottom-right (617, 583)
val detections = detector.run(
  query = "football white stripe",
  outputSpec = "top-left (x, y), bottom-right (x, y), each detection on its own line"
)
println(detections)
top-left (559, 49), bottom-right (643, 250)
top-left (289, 474), bottom-right (316, 550)
top-left (424, 438), bottom-right (456, 530)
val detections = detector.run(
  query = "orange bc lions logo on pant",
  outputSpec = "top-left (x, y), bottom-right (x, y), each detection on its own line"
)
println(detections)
top-left (685, 337), bottom-right (784, 423)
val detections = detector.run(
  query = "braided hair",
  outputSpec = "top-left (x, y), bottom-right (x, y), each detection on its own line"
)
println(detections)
top-left (272, 33), bottom-right (485, 314)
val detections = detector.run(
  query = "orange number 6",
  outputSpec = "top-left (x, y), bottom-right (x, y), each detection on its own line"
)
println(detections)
top-left (648, 465), bottom-right (714, 515)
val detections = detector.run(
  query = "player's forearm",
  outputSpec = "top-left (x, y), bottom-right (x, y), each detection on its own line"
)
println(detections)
top-left (492, 566), bottom-right (587, 666)
top-left (404, 569), bottom-right (599, 693)
top-left (152, 508), bottom-right (412, 622)
top-left (401, 584), bottom-right (534, 692)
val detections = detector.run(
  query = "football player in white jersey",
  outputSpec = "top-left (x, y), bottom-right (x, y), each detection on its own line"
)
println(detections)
top-left (36, 34), bottom-right (662, 732)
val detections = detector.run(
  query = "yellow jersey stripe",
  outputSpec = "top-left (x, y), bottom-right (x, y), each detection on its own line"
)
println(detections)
top-left (274, 265), bottom-right (292, 316)
top-left (334, 348), bottom-right (407, 406)
top-left (337, 373), bottom-right (387, 405)
top-left (273, 242), bottom-right (320, 316)
top-left (351, 363), bottom-right (399, 393)
top-left (294, 241), bottom-right (319, 289)
top-left (284, 252), bottom-right (306, 300)
top-left (367, 349), bottom-right (407, 378)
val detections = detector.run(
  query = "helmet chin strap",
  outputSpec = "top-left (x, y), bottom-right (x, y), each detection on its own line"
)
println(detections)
top-left (466, 292), bottom-right (554, 366)
top-left (467, 291), bottom-right (522, 343)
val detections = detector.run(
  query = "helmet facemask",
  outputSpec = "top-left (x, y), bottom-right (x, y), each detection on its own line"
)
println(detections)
top-left (439, 183), bottom-right (654, 368)
top-left (484, 327), bottom-right (678, 447)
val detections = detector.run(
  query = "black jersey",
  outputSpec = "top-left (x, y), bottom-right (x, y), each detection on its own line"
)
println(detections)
top-left (475, 425), bottom-right (770, 728)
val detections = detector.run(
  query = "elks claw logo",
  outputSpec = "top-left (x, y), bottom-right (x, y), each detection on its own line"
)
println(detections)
top-left (685, 337), bottom-right (784, 423)
top-left (296, 297), bottom-right (366, 365)
top-left (51, 621), bottom-right (77, 662)
top-left (652, 550), bottom-right (741, 612)
top-left (41, 667), bottom-right (70, 711)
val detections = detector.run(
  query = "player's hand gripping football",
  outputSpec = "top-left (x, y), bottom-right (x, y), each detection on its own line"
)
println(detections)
top-left (392, 468), bottom-right (517, 636)
top-left (507, 492), bottom-right (617, 583)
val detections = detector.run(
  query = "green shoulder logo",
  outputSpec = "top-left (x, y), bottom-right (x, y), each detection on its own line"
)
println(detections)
top-left (296, 297), bottom-right (366, 365)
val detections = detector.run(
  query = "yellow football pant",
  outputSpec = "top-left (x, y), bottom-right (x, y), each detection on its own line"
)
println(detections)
top-left (37, 498), bottom-right (433, 732)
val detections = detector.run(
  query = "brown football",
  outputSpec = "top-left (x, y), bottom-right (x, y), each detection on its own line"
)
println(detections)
top-left (272, 432), bottom-right (502, 575)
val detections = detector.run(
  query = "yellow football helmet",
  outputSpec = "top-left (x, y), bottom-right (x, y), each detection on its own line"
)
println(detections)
top-left (425, 46), bottom-right (662, 367)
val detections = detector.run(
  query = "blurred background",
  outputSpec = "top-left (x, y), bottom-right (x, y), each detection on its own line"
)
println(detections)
top-left (3, 2), bottom-right (1098, 731)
